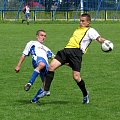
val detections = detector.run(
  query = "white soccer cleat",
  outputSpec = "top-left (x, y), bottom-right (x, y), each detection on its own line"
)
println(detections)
top-left (83, 93), bottom-right (89, 104)
top-left (37, 90), bottom-right (50, 98)
top-left (44, 91), bottom-right (50, 96)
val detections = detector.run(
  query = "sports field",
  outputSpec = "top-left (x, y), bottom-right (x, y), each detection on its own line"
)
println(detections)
top-left (0, 21), bottom-right (120, 120)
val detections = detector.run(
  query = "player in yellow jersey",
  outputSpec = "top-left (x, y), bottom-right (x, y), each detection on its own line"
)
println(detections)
top-left (39, 13), bottom-right (109, 104)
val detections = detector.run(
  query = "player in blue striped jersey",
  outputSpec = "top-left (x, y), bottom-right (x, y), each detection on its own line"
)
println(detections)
top-left (15, 30), bottom-right (54, 103)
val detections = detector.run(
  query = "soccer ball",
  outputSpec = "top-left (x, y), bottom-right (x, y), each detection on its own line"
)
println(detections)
top-left (101, 40), bottom-right (114, 52)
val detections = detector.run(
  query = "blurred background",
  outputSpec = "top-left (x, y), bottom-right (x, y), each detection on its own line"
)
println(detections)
top-left (0, 0), bottom-right (120, 21)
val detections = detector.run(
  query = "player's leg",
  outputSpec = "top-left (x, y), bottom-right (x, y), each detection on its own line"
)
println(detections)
top-left (22, 19), bottom-right (25, 23)
top-left (73, 71), bottom-right (89, 104)
top-left (24, 69), bottom-right (39, 91)
top-left (31, 88), bottom-right (44, 103)
top-left (22, 13), bottom-right (26, 23)
top-left (27, 18), bottom-right (29, 25)
top-left (22, 17), bottom-right (26, 23)
top-left (24, 62), bottom-right (45, 91)
top-left (70, 49), bottom-right (89, 104)
top-left (44, 58), bottom-right (61, 91)
top-left (39, 68), bottom-right (51, 96)
top-left (26, 13), bottom-right (29, 25)
top-left (31, 74), bottom-right (51, 103)
top-left (44, 49), bottom-right (65, 92)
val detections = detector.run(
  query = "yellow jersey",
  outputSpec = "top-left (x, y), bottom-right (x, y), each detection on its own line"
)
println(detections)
top-left (65, 27), bottom-right (89, 49)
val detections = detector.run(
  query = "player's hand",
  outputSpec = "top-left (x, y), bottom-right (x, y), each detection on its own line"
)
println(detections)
top-left (15, 66), bottom-right (20, 73)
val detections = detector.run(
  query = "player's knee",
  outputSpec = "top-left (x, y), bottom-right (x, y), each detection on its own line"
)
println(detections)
top-left (38, 62), bottom-right (45, 69)
top-left (48, 59), bottom-right (61, 71)
top-left (48, 64), bottom-right (55, 71)
top-left (73, 72), bottom-right (81, 82)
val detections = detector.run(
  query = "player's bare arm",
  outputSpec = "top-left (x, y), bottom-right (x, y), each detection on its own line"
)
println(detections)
top-left (96, 36), bottom-right (106, 43)
top-left (15, 54), bottom-right (25, 73)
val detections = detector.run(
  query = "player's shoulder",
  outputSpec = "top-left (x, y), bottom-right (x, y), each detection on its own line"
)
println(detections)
top-left (88, 27), bottom-right (96, 31)
top-left (42, 44), bottom-right (49, 49)
top-left (87, 27), bottom-right (98, 33)
top-left (27, 40), bottom-right (35, 43)
top-left (43, 44), bottom-right (51, 51)
top-left (26, 40), bottom-right (36, 45)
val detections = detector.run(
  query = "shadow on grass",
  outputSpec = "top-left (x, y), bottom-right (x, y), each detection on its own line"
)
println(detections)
top-left (41, 100), bottom-right (69, 106)
top-left (16, 99), bottom-right (33, 105)
top-left (16, 99), bottom-right (70, 106)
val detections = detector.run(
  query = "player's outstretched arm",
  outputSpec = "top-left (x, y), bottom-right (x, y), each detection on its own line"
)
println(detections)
top-left (96, 36), bottom-right (106, 43)
top-left (15, 54), bottom-right (25, 73)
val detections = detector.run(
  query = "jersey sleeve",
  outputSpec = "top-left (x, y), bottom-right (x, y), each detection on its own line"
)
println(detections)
top-left (22, 41), bottom-right (32, 56)
top-left (44, 46), bottom-right (55, 59)
top-left (47, 51), bottom-right (55, 59)
top-left (88, 28), bottom-right (100, 40)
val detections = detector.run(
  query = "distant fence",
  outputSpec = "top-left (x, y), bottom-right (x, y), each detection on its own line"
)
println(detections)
top-left (1, 9), bottom-right (120, 21)
top-left (0, 0), bottom-right (120, 21)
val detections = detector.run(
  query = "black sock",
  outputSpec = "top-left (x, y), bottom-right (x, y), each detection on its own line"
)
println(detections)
top-left (44, 71), bottom-right (54, 91)
top-left (77, 79), bottom-right (88, 97)
top-left (22, 20), bottom-right (25, 23)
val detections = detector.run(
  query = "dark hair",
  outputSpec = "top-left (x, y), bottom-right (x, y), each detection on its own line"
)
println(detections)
top-left (36, 30), bottom-right (46, 35)
top-left (81, 13), bottom-right (91, 22)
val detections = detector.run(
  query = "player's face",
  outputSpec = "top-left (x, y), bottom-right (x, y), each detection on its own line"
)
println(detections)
top-left (80, 16), bottom-right (90, 27)
top-left (37, 31), bottom-right (46, 43)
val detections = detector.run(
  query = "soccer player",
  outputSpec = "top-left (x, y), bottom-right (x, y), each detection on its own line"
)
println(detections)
top-left (40, 13), bottom-right (110, 104)
top-left (15, 30), bottom-right (54, 103)
top-left (22, 5), bottom-right (30, 25)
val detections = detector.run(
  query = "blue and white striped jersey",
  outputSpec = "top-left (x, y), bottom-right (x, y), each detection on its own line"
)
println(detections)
top-left (22, 40), bottom-right (54, 64)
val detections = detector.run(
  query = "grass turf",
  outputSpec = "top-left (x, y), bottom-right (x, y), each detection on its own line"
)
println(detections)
top-left (0, 22), bottom-right (120, 120)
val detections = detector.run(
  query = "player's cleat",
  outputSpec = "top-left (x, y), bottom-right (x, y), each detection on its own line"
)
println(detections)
top-left (31, 88), bottom-right (43, 103)
top-left (44, 91), bottom-right (50, 96)
top-left (37, 91), bottom-right (45, 98)
top-left (24, 83), bottom-right (31, 91)
top-left (37, 90), bottom-right (50, 98)
top-left (31, 97), bottom-right (41, 104)
top-left (83, 94), bottom-right (89, 104)
top-left (31, 98), bottom-right (39, 103)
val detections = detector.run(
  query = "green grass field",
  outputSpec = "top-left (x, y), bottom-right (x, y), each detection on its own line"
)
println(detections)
top-left (0, 21), bottom-right (120, 120)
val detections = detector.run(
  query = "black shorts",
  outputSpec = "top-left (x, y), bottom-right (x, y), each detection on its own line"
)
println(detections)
top-left (55, 48), bottom-right (83, 72)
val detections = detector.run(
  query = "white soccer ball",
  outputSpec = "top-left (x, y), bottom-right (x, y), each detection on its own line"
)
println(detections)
top-left (101, 40), bottom-right (114, 52)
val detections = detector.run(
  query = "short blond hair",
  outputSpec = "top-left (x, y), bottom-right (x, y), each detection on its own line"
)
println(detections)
top-left (36, 30), bottom-right (46, 35)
